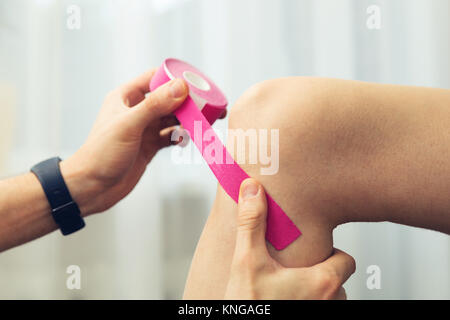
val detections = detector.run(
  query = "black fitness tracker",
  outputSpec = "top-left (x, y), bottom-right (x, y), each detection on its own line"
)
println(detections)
top-left (31, 157), bottom-right (85, 235)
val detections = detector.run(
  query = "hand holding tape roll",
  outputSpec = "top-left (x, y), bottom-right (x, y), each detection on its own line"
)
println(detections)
top-left (150, 58), bottom-right (301, 250)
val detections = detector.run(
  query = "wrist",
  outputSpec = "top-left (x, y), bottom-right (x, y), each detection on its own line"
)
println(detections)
top-left (60, 157), bottom-right (103, 217)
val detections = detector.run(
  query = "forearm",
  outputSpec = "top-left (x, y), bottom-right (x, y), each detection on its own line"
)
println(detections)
top-left (0, 173), bottom-right (57, 251)
top-left (0, 160), bottom-right (96, 252)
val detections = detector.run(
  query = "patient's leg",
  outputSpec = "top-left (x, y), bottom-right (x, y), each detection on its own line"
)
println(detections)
top-left (184, 78), bottom-right (450, 299)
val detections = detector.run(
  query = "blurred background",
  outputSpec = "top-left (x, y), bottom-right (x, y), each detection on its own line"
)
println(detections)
top-left (0, 0), bottom-right (449, 299)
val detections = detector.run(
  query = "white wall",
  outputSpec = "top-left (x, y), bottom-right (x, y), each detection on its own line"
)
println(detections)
top-left (0, 0), bottom-right (448, 299)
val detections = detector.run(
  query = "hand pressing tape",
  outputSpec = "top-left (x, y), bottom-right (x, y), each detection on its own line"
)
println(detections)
top-left (150, 58), bottom-right (301, 250)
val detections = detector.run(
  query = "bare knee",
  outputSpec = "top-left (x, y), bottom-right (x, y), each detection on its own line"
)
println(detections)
top-left (228, 77), bottom-right (327, 130)
top-left (225, 77), bottom-right (340, 266)
top-left (226, 77), bottom-right (398, 229)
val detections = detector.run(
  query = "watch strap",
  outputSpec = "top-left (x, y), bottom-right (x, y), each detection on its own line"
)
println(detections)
top-left (31, 157), bottom-right (85, 235)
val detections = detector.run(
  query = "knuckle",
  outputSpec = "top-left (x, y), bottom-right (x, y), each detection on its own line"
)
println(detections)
top-left (237, 208), bottom-right (263, 231)
top-left (150, 85), bottom-right (173, 108)
top-left (143, 92), bottom-right (163, 113)
top-left (315, 268), bottom-right (341, 299)
top-left (316, 271), bottom-right (332, 290)
top-left (348, 256), bottom-right (357, 275)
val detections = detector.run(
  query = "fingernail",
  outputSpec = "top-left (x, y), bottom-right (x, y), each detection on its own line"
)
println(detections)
top-left (170, 79), bottom-right (186, 98)
top-left (242, 180), bottom-right (259, 200)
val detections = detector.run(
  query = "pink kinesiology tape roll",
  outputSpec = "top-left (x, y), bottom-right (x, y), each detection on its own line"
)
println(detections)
top-left (150, 58), bottom-right (301, 250)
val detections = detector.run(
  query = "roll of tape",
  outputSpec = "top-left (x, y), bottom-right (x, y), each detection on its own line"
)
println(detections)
top-left (150, 58), bottom-right (301, 250)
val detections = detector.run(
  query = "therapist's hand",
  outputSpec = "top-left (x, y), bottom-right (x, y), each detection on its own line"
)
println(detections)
top-left (224, 178), bottom-right (356, 300)
top-left (59, 69), bottom-right (190, 216)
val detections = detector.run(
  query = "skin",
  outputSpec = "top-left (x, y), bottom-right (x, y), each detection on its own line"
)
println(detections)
top-left (225, 178), bottom-right (355, 300)
top-left (184, 77), bottom-right (450, 299)
top-left (0, 68), bottom-right (348, 300)
top-left (0, 70), bottom-right (192, 252)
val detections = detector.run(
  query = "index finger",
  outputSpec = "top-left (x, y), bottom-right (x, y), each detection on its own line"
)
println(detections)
top-left (313, 248), bottom-right (356, 285)
top-left (120, 68), bottom-right (157, 106)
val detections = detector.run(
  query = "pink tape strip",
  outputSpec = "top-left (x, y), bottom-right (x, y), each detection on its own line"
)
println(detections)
top-left (150, 58), bottom-right (301, 250)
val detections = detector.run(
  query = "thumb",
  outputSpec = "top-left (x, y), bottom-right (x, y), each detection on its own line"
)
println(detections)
top-left (129, 78), bottom-right (188, 130)
top-left (234, 178), bottom-right (269, 261)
